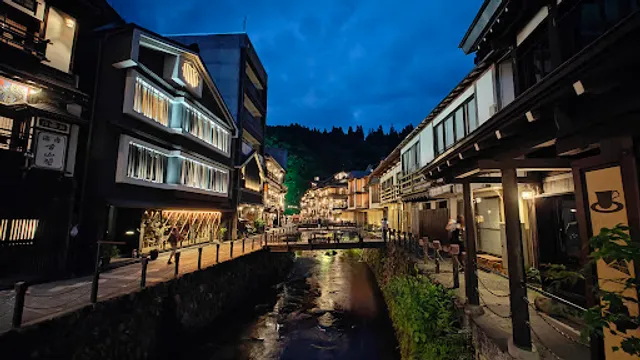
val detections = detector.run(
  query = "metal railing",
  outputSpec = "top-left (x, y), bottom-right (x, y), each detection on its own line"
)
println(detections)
top-left (381, 185), bottom-right (400, 203)
top-left (0, 237), bottom-right (265, 334)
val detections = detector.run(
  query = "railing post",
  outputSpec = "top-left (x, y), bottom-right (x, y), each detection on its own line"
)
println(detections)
top-left (174, 252), bottom-right (180, 278)
top-left (242, 238), bottom-right (245, 254)
top-left (12, 282), bottom-right (27, 329)
top-left (197, 247), bottom-right (203, 270)
top-left (216, 243), bottom-right (220, 263)
top-left (252, 237), bottom-right (255, 250)
top-left (140, 257), bottom-right (149, 289)
top-left (230, 241), bottom-right (234, 258)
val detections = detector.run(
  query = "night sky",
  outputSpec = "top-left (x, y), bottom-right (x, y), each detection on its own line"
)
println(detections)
top-left (108, 0), bottom-right (480, 131)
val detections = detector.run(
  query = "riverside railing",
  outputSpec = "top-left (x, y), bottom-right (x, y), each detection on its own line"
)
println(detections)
top-left (0, 237), bottom-right (265, 334)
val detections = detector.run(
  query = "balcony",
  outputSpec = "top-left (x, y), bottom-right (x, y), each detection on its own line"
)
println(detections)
top-left (241, 110), bottom-right (264, 143)
top-left (244, 75), bottom-right (266, 110)
top-left (381, 185), bottom-right (400, 204)
top-left (400, 172), bottom-right (430, 195)
top-left (0, 17), bottom-right (48, 61)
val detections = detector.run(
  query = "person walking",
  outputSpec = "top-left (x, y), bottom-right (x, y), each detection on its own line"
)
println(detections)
top-left (167, 227), bottom-right (181, 265)
top-left (381, 217), bottom-right (389, 242)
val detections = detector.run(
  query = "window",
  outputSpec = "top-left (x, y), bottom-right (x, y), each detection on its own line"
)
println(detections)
top-left (444, 116), bottom-right (454, 148)
top-left (401, 142), bottom-right (420, 175)
top-left (0, 219), bottom-right (39, 242)
top-left (126, 143), bottom-right (168, 183)
top-left (0, 116), bottom-right (33, 152)
top-left (435, 123), bottom-right (444, 154)
top-left (433, 96), bottom-right (477, 155)
top-left (0, 117), bottom-right (14, 150)
top-left (133, 77), bottom-right (171, 126)
top-left (466, 98), bottom-right (478, 133)
top-left (182, 103), bottom-right (230, 153)
top-left (454, 108), bottom-right (465, 141)
top-left (180, 158), bottom-right (229, 194)
top-left (44, 8), bottom-right (76, 73)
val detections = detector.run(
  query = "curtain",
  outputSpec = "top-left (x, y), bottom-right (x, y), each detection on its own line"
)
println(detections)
top-left (133, 78), bottom-right (170, 126)
top-left (127, 143), bottom-right (166, 183)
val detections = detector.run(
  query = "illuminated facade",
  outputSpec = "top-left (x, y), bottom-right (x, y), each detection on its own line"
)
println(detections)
top-left (300, 171), bottom-right (349, 222)
top-left (79, 24), bottom-right (238, 262)
top-left (264, 148), bottom-right (287, 227)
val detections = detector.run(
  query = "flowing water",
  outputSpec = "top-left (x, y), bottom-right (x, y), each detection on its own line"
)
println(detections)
top-left (185, 251), bottom-right (399, 360)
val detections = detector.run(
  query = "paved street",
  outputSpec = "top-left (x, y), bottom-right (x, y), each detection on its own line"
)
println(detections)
top-left (0, 237), bottom-right (264, 334)
top-left (417, 254), bottom-right (590, 360)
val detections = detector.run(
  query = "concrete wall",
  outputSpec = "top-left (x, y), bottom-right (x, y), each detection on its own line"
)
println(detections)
top-left (0, 251), bottom-right (293, 360)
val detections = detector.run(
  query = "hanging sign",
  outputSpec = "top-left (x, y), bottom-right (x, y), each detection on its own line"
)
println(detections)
top-left (584, 165), bottom-right (639, 360)
top-left (181, 61), bottom-right (200, 88)
top-left (34, 131), bottom-right (67, 170)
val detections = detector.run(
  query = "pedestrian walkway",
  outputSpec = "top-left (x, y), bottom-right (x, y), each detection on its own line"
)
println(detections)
top-left (417, 256), bottom-right (590, 360)
top-left (0, 236), bottom-right (264, 334)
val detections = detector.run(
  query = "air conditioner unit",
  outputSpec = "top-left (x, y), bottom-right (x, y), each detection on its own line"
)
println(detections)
top-left (3, 0), bottom-right (45, 21)
top-left (489, 103), bottom-right (499, 116)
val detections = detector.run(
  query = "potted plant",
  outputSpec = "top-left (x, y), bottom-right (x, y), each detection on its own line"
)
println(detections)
top-left (218, 227), bottom-right (228, 241)
top-left (99, 245), bottom-right (120, 269)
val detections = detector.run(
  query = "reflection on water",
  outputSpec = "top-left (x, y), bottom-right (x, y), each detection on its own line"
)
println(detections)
top-left (185, 251), bottom-right (398, 360)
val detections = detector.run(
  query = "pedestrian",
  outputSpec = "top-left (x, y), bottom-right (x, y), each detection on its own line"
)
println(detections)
top-left (446, 215), bottom-right (465, 264)
top-left (381, 217), bottom-right (389, 242)
top-left (167, 227), bottom-right (181, 265)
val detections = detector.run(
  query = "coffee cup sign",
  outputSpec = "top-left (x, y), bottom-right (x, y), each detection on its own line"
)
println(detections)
top-left (591, 189), bottom-right (624, 213)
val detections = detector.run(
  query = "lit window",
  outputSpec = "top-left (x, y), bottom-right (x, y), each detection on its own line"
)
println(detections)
top-left (126, 143), bottom-right (168, 183)
top-left (180, 158), bottom-right (228, 194)
top-left (44, 8), bottom-right (76, 73)
top-left (133, 77), bottom-right (171, 126)
top-left (0, 219), bottom-right (39, 242)
top-left (181, 103), bottom-right (230, 154)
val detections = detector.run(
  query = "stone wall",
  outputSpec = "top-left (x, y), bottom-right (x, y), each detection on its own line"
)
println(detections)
top-left (1, 250), bottom-right (293, 360)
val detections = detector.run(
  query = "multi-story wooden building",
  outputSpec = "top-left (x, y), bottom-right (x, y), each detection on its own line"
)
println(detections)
top-left (77, 24), bottom-right (237, 270)
top-left (264, 147), bottom-right (287, 227)
top-left (300, 172), bottom-right (349, 223)
top-left (0, 0), bottom-right (120, 280)
top-left (372, 0), bottom-right (640, 356)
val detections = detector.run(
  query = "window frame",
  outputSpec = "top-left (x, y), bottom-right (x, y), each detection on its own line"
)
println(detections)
top-left (433, 96), bottom-right (478, 156)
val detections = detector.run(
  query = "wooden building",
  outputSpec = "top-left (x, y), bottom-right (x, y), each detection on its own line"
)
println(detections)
top-left (0, 0), bottom-right (120, 281)
top-left (77, 24), bottom-right (238, 271)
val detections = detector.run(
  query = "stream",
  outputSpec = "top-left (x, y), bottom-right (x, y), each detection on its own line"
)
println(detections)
top-left (185, 250), bottom-right (399, 360)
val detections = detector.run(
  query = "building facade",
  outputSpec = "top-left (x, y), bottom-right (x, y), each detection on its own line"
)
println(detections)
top-left (77, 24), bottom-right (238, 270)
top-left (264, 147), bottom-right (287, 227)
top-left (168, 33), bottom-right (268, 239)
top-left (0, 0), bottom-right (120, 280)
top-left (372, 0), bottom-right (640, 356)
top-left (300, 172), bottom-right (349, 223)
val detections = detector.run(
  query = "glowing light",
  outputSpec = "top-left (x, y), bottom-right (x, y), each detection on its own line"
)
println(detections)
top-left (65, 18), bottom-right (76, 28)
top-left (521, 191), bottom-right (534, 200)
top-left (182, 61), bottom-right (200, 88)
top-left (125, 230), bottom-right (135, 236)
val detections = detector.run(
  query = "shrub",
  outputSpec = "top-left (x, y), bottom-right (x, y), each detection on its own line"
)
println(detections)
top-left (384, 275), bottom-right (471, 360)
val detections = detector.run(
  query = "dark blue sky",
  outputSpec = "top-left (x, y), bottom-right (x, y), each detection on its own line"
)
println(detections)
top-left (108, 0), bottom-right (480, 131)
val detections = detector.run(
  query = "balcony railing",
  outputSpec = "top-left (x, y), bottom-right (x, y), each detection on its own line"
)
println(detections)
top-left (381, 185), bottom-right (400, 203)
top-left (241, 110), bottom-right (264, 143)
top-left (0, 17), bottom-right (48, 61)
top-left (400, 172), bottom-right (430, 195)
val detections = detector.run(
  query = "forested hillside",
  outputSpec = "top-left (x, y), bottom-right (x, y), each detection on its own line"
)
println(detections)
top-left (266, 124), bottom-right (414, 213)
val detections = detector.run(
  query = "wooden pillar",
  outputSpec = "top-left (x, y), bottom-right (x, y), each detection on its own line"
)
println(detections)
top-left (462, 180), bottom-right (479, 306)
top-left (501, 167), bottom-right (532, 350)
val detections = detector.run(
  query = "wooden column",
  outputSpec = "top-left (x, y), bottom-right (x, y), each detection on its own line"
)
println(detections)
top-left (501, 167), bottom-right (532, 350)
top-left (462, 180), bottom-right (479, 306)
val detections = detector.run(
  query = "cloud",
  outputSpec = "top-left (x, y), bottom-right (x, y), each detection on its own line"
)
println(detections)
top-left (109, 0), bottom-right (479, 130)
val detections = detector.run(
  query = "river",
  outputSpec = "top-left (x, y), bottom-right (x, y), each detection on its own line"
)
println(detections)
top-left (184, 250), bottom-right (399, 360)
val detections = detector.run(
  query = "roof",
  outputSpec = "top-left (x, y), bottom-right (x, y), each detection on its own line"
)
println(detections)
top-left (265, 147), bottom-right (288, 170)
top-left (371, 62), bottom-right (490, 177)
top-left (113, 24), bottom-right (239, 137)
top-left (459, 0), bottom-right (507, 54)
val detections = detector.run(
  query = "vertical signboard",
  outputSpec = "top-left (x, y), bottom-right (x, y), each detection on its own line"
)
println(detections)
top-left (585, 165), bottom-right (639, 360)
top-left (34, 131), bottom-right (67, 170)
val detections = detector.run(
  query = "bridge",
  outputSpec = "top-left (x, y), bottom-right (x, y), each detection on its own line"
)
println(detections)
top-left (264, 225), bottom-right (386, 252)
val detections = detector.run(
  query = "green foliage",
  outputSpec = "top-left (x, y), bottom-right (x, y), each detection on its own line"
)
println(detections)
top-left (218, 227), bottom-right (227, 240)
top-left (548, 224), bottom-right (639, 357)
top-left (526, 266), bottom-right (541, 284)
top-left (254, 219), bottom-right (266, 233)
top-left (363, 245), bottom-right (471, 360)
top-left (384, 276), bottom-right (470, 360)
top-left (101, 245), bottom-right (120, 259)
